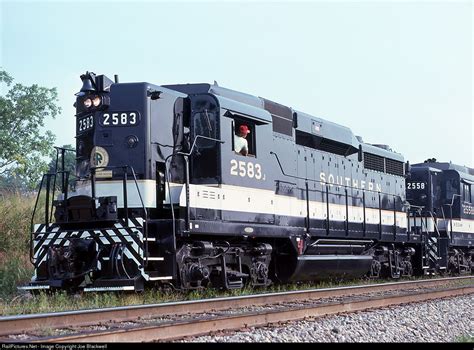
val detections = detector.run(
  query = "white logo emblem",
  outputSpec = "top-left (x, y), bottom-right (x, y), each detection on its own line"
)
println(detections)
top-left (91, 146), bottom-right (109, 168)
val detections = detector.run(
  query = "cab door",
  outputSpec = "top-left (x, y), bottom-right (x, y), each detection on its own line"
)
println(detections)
top-left (189, 94), bottom-right (221, 184)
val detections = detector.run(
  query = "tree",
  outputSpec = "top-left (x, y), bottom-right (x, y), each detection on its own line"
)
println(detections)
top-left (0, 70), bottom-right (61, 190)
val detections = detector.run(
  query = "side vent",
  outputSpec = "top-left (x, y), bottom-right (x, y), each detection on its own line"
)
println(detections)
top-left (202, 190), bottom-right (216, 200)
top-left (386, 158), bottom-right (404, 176)
top-left (363, 153), bottom-right (404, 177)
top-left (364, 152), bottom-right (385, 173)
top-left (295, 130), bottom-right (358, 156)
top-left (262, 98), bottom-right (293, 136)
top-left (319, 138), bottom-right (352, 156)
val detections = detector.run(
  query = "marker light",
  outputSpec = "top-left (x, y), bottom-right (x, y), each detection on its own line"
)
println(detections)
top-left (83, 98), bottom-right (92, 108)
top-left (126, 135), bottom-right (139, 148)
top-left (92, 96), bottom-right (101, 107)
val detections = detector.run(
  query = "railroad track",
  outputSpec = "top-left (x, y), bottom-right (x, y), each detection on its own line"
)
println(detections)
top-left (1, 276), bottom-right (472, 342)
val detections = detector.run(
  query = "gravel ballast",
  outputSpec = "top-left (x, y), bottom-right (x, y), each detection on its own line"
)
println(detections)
top-left (184, 295), bottom-right (473, 342)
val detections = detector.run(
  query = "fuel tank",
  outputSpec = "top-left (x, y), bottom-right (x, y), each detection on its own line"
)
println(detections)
top-left (278, 254), bottom-right (373, 282)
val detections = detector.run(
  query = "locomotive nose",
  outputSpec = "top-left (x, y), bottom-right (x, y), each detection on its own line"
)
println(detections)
top-left (75, 72), bottom-right (114, 179)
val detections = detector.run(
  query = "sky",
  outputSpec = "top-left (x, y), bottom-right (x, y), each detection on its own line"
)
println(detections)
top-left (1, 0), bottom-right (473, 167)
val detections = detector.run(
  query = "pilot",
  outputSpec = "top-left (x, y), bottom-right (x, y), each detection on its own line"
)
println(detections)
top-left (234, 125), bottom-right (250, 156)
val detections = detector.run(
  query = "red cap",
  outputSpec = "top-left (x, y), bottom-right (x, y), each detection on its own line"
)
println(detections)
top-left (239, 125), bottom-right (250, 134)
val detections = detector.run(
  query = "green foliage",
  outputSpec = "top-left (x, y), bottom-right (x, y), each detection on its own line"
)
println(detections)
top-left (0, 192), bottom-right (36, 254)
top-left (456, 335), bottom-right (474, 343)
top-left (0, 69), bottom-right (60, 190)
top-left (0, 253), bottom-right (33, 299)
top-left (0, 193), bottom-right (37, 299)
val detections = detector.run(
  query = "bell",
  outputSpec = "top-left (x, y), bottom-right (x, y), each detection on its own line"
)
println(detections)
top-left (80, 78), bottom-right (95, 93)
top-left (75, 73), bottom-right (96, 96)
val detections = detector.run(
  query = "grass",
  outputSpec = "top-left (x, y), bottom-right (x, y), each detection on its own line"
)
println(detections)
top-left (456, 335), bottom-right (474, 343)
top-left (0, 276), bottom-right (400, 316)
top-left (0, 191), bottom-right (39, 300)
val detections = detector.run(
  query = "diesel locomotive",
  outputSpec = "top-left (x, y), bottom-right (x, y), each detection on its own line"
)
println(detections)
top-left (406, 161), bottom-right (474, 274)
top-left (22, 72), bottom-right (474, 292)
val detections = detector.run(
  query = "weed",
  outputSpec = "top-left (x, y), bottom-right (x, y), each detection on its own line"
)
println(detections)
top-left (0, 192), bottom-right (42, 300)
top-left (456, 334), bottom-right (474, 343)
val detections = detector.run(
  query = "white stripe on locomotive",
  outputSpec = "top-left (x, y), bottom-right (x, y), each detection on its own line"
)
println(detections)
top-left (177, 183), bottom-right (408, 229)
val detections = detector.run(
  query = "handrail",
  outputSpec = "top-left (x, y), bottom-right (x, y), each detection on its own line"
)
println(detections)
top-left (408, 205), bottom-right (424, 235)
top-left (443, 194), bottom-right (461, 239)
top-left (30, 175), bottom-right (46, 265)
top-left (90, 165), bottom-right (147, 216)
top-left (170, 135), bottom-right (225, 234)
top-left (31, 163), bottom-right (155, 268)
top-left (50, 146), bottom-right (76, 222)
top-left (90, 165), bottom-right (149, 264)
top-left (270, 151), bottom-right (406, 199)
top-left (428, 211), bottom-right (441, 238)
top-left (408, 207), bottom-right (434, 268)
top-left (30, 169), bottom-right (74, 266)
top-left (270, 151), bottom-right (403, 237)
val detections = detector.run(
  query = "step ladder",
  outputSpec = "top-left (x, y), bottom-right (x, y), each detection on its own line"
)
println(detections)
top-left (421, 212), bottom-right (448, 273)
top-left (142, 235), bottom-right (173, 282)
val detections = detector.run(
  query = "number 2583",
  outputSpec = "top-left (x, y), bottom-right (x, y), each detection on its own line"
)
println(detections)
top-left (230, 160), bottom-right (263, 180)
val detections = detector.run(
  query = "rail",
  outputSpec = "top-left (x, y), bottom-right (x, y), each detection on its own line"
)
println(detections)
top-left (1, 276), bottom-right (472, 341)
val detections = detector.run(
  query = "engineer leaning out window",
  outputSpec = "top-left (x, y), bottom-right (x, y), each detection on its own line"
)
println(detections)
top-left (234, 125), bottom-right (250, 156)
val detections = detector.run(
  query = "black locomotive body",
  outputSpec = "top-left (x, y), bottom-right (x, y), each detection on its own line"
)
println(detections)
top-left (406, 162), bottom-right (474, 274)
top-left (23, 72), bottom-right (473, 292)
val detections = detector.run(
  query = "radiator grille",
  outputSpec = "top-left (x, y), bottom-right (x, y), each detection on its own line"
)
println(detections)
top-left (385, 158), bottom-right (404, 176)
top-left (364, 152), bottom-right (385, 172)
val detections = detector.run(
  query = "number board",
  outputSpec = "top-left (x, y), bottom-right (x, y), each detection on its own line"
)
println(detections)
top-left (77, 115), bottom-right (94, 133)
top-left (230, 159), bottom-right (265, 180)
top-left (406, 182), bottom-right (426, 190)
top-left (100, 112), bottom-right (140, 127)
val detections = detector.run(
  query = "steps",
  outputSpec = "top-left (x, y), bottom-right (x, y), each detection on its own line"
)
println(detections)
top-left (142, 233), bottom-right (174, 283)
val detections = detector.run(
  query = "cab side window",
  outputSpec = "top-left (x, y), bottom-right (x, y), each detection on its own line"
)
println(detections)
top-left (446, 179), bottom-right (458, 203)
top-left (463, 183), bottom-right (471, 203)
top-left (232, 119), bottom-right (256, 157)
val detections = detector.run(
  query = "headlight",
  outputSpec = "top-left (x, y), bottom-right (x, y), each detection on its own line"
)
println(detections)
top-left (92, 96), bottom-right (101, 107)
top-left (83, 98), bottom-right (92, 108)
